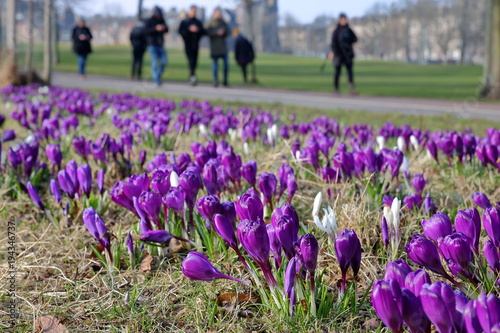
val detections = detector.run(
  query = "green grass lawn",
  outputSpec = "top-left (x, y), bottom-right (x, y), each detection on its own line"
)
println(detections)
top-left (55, 43), bottom-right (484, 100)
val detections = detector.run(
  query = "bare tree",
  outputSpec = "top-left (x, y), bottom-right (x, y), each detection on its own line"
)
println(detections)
top-left (479, 0), bottom-right (500, 99)
top-left (6, 0), bottom-right (16, 53)
top-left (431, 2), bottom-right (457, 60)
top-left (43, 0), bottom-right (53, 83)
top-left (25, 0), bottom-right (34, 82)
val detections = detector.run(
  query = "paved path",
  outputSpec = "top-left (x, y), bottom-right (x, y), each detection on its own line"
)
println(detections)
top-left (53, 72), bottom-right (500, 121)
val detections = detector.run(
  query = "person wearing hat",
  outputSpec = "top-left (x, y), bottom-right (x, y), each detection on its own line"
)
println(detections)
top-left (233, 28), bottom-right (255, 83)
top-left (179, 5), bottom-right (206, 86)
top-left (329, 13), bottom-right (358, 95)
top-left (129, 20), bottom-right (148, 80)
top-left (145, 6), bottom-right (169, 86)
top-left (71, 18), bottom-right (93, 79)
top-left (205, 8), bottom-right (230, 87)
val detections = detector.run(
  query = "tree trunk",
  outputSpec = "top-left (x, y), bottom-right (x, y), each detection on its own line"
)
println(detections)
top-left (52, 9), bottom-right (60, 65)
top-left (43, 0), bottom-right (53, 83)
top-left (137, 0), bottom-right (144, 20)
top-left (25, 0), bottom-right (34, 83)
top-left (6, 0), bottom-right (16, 53)
top-left (458, 0), bottom-right (471, 64)
top-left (479, 0), bottom-right (500, 99)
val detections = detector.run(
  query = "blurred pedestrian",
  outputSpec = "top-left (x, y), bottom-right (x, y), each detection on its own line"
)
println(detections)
top-left (71, 18), bottom-right (92, 79)
top-left (145, 6), bottom-right (169, 86)
top-left (179, 5), bottom-right (205, 86)
top-left (233, 28), bottom-right (255, 83)
top-left (329, 13), bottom-right (358, 95)
top-left (129, 20), bottom-right (147, 80)
top-left (206, 8), bottom-right (229, 87)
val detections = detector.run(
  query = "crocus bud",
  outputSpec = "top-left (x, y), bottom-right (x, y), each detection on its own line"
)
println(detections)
top-left (286, 174), bottom-right (298, 202)
top-left (126, 232), bottom-right (134, 255)
top-left (162, 186), bottom-right (185, 214)
top-left (484, 240), bottom-right (500, 273)
top-left (170, 171), bottom-right (179, 187)
top-left (405, 234), bottom-right (447, 276)
top-left (151, 170), bottom-right (170, 196)
top-left (110, 181), bottom-right (142, 213)
top-left (484, 207), bottom-right (500, 247)
top-left (202, 159), bottom-right (219, 195)
top-left (139, 229), bottom-right (188, 243)
top-left (50, 179), bottom-right (62, 203)
top-left (65, 160), bottom-right (79, 190)
top-left (296, 234), bottom-right (319, 274)
top-left (335, 228), bottom-right (362, 284)
top-left (272, 214), bottom-right (299, 259)
top-left (464, 300), bottom-right (483, 333)
top-left (221, 201), bottom-right (236, 225)
top-left (404, 269), bottom-right (431, 297)
top-left (381, 216), bottom-right (389, 247)
top-left (129, 173), bottom-right (150, 191)
top-left (424, 193), bottom-right (437, 215)
top-left (421, 212), bottom-right (452, 242)
top-left (403, 193), bottom-right (422, 211)
top-left (241, 161), bottom-right (257, 187)
top-left (438, 232), bottom-right (473, 279)
top-left (45, 144), bottom-right (63, 168)
top-left (420, 282), bottom-right (458, 333)
top-left (27, 181), bottom-right (44, 210)
top-left (473, 191), bottom-right (492, 209)
top-left (196, 195), bottom-right (222, 221)
top-left (83, 207), bottom-right (110, 249)
top-left (139, 149), bottom-right (147, 168)
top-left (284, 256), bottom-right (297, 302)
top-left (77, 164), bottom-right (92, 198)
top-left (97, 169), bottom-right (105, 194)
top-left (455, 208), bottom-right (481, 253)
top-left (401, 287), bottom-right (430, 333)
top-left (258, 172), bottom-right (277, 206)
top-left (213, 214), bottom-right (237, 249)
top-left (181, 251), bottom-right (247, 284)
top-left (267, 224), bottom-right (282, 269)
top-left (2, 129), bottom-right (16, 142)
top-left (138, 191), bottom-right (162, 224)
top-left (237, 219), bottom-right (270, 267)
top-left (179, 170), bottom-right (202, 210)
top-left (235, 189), bottom-right (263, 221)
top-left (57, 170), bottom-right (76, 199)
top-left (372, 279), bottom-right (403, 333)
top-left (476, 293), bottom-right (500, 333)
top-left (384, 259), bottom-right (412, 287)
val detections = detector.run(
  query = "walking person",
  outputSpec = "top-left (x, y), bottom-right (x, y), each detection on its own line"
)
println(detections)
top-left (233, 28), bottom-right (255, 83)
top-left (205, 8), bottom-right (229, 87)
top-left (329, 13), bottom-right (358, 95)
top-left (145, 6), bottom-right (169, 86)
top-left (179, 5), bottom-right (205, 86)
top-left (129, 20), bottom-right (147, 80)
top-left (71, 18), bottom-right (92, 79)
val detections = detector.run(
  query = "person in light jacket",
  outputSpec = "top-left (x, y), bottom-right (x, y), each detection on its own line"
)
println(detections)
top-left (205, 8), bottom-right (230, 87)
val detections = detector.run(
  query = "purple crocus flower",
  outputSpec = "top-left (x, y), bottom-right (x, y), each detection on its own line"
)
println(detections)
top-left (284, 256), bottom-right (297, 306)
top-left (57, 169), bottom-right (76, 199)
top-left (50, 179), bottom-right (62, 204)
top-left (196, 195), bottom-right (222, 221)
top-left (202, 159), bottom-right (219, 195)
top-left (267, 224), bottom-right (282, 269)
top-left (77, 164), bottom-right (92, 198)
top-left (129, 173), bottom-right (150, 191)
top-left (372, 279), bottom-right (403, 333)
top-left (139, 229), bottom-right (189, 243)
top-left (45, 144), bottom-right (63, 169)
top-left (381, 216), bottom-right (389, 247)
top-left (405, 234), bottom-right (447, 276)
top-left (221, 201), bottom-right (236, 225)
top-left (421, 212), bottom-right (453, 242)
top-left (484, 207), bottom-right (500, 247)
top-left (472, 191), bottom-right (492, 209)
top-left (484, 240), bottom-right (500, 273)
top-left (126, 232), bottom-right (134, 255)
top-left (27, 181), bottom-right (44, 210)
top-left (403, 193), bottom-right (422, 211)
top-left (181, 251), bottom-right (247, 284)
top-left (235, 189), bottom-right (263, 221)
top-left (423, 193), bottom-right (437, 215)
top-left (464, 300), bottom-right (483, 333)
top-left (237, 219), bottom-right (277, 287)
top-left (404, 269), bottom-right (431, 297)
top-left (335, 228), bottom-right (362, 293)
top-left (97, 169), bottom-right (105, 194)
top-left (179, 170), bottom-right (202, 210)
top-left (138, 191), bottom-right (163, 225)
top-left (411, 174), bottom-right (427, 195)
top-left (272, 215), bottom-right (298, 260)
top-left (286, 174), bottom-right (298, 203)
top-left (384, 259), bottom-right (412, 287)
top-left (420, 282), bottom-right (459, 333)
top-left (476, 293), bottom-right (500, 333)
top-left (401, 287), bottom-right (431, 333)
top-left (438, 232), bottom-right (473, 280)
top-left (151, 170), bottom-right (170, 196)
top-left (110, 181), bottom-right (142, 213)
top-left (296, 234), bottom-right (319, 275)
top-left (139, 149), bottom-right (147, 168)
top-left (2, 129), bottom-right (16, 142)
top-left (83, 207), bottom-right (110, 251)
top-left (455, 208), bottom-right (481, 253)
top-left (212, 214), bottom-right (237, 249)
top-left (162, 186), bottom-right (185, 214)
top-left (241, 160), bottom-right (258, 188)
top-left (258, 172), bottom-right (277, 207)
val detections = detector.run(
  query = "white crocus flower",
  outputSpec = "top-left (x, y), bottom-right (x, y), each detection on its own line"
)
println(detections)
top-left (312, 192), bottom-right (337, 237)
top-left (38, 86), bottom-right (49, 94)
top-left (266, 128), bottom-right (273, 145)
top-left (243, 142), bottom-right (249, 155)
top-left (401, 156), bottom-right (410, 174)
top-left (312, 192), bottom-right (322, 217)
top-left (397, 136), bottom-right (406, 152)
top-left (376, 135), bottom-right (385, 151)
top-left (295, 150), bottom-right (301, 160)
top-left (271, 124), bottom-right (278, 140)
top-left (170, 171), bottom-right (179, 187)
top-left (410, 135), bottom-right (419, 151)
top-left (228, 128), bottom-right (237, 141)
top-left (198, 124), bottom-right (208, 136)
top-left (384, 198), bottom-right (401, 259)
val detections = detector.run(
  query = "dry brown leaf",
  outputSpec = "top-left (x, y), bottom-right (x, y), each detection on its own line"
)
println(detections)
top-left (216, 292), bottom-right (259, 307)
top-left (36, 315), bottom-right (68, 333)
top-left (139, 252), bottom-right (154, 272)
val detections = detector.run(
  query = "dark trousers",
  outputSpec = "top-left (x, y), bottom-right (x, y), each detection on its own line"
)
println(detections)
top-left (186, 47), bottom-right (199, 77)
top-left (131, 47), bottom-right (146, 78)
top-left (334, 61), bottom-right (354, 90)
top-left (240, 64), bottom-right (248, 82)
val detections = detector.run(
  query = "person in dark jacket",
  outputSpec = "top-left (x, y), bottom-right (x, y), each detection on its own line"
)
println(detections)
top-left (205, 8), bottom-right (230, 87)
top-left (144, 6), bottom-right (169, 86)
top-left (329, 13), bottom-right (358, 95)
top-left (233, 28), bottom-right (255, 83)
top-left (179, 5), bottom-right (205, 86)
top-left (71, 18), bottom-right (92, 79)
top-left (129, 21), bottom-right (147, 80)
